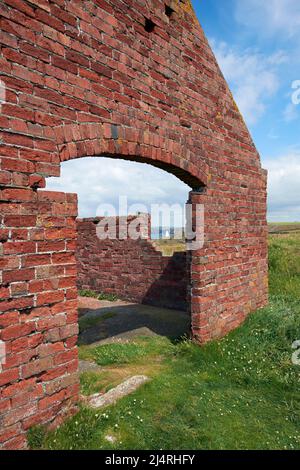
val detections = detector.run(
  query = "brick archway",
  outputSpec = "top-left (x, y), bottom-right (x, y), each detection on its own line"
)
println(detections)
top-left (54, 122), bottom-right (209, 189)
top-left (0, 0), bottom-right (268, 449)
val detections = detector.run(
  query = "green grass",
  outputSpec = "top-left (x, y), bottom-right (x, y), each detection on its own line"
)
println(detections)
top-left (268, 222), bottom-right (300, 234)
top-left (78, 336), bottom-right (175, 366)
top-left (79, 289), bottom-right (118, 302)
top-left (152, 239), bottom-right (186, 256)
top-left (80, 371), bottom-right (114, 396)
top-left (269, 233), bottom-right (300, 299)
top-left (28, 233), bottom-right (300, 450)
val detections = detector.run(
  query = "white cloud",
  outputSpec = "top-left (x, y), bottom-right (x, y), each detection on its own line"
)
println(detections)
top-left (283, 102), bottom-right (299, 122)
top-left (45, 157), bottom-right (190, 224)
top-left (44, 154), bottom-right (300, 224)
top-left (263, 152), bottom-right (300, 221)
top-left (235, 0), bottom-right (300, 38)
top-left (211, 40), bottom-right (282, 125)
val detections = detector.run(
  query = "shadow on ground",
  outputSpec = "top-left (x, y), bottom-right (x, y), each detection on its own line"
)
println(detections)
top-left (78, 296), bottom-right (190, 346)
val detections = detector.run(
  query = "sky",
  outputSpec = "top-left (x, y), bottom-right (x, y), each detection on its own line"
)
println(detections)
top-left (46, 0), bottom-right (300, 222)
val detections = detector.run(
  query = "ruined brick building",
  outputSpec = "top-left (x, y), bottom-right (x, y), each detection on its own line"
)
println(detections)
top-left (0, 0), bottom-right (268, 449)
top-left (76, 215), bottom-right (188, 311)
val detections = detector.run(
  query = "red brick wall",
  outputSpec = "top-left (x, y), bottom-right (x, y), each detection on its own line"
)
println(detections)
top-left (0, 0), bottom-right (268, 449)
top-left (0, 190), bottom-right (79, 449)
top-left (76, 216), bottom-right (188, 311)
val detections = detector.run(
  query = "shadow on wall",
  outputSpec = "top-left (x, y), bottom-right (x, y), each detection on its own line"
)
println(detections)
top-left (76, 215), bottom-right (189, 312)
top-left (142, 251), bottom-right (188, 311)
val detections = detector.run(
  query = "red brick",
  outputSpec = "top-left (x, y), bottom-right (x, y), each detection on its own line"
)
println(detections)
top-left (22, 253), bottom-right (51, 267)
top-left (10, 282), bottom-right (28, 296)
top-left (58, 276), bottom-right (76, 288)
top-left (0, 398), bottom-right (11, 413)
top-left (52, 56), bottom-right (78, 74)
top-left (0, 157), bottom-right (35, 173)
top-left (1, 434), bottom-right (27, 450)
top-left (51, 252), bottom-right (75, 264)
top-left (0, 311), bottom-right (19, 328)
top-left (11, 384), bottom-right (43, 408)
top-left (36, 290), bottom-right (65, 306)
top-left (0, 424), bottom-right (22, 444)
top-left (26, 0), bottom-right (50, 13)
top-left (10, 336), bottom-right (29, 353)
top-left (0, 368), bottom-right (19, 387)
top-left (0, 295), bottom-right (34, 311)
top-left (0, 286), bottom-right (10, 300)
top-left (10, 229), bottom-right (29, 241)
top-left (37, 313), bottom-right (66, 330)
top-left (29, 174), bottom-right (46, 188)
top-left (38, 389), bottom-right (66, 409)
top-left (0, 188), bottom-right (35, 202)
top-left (3, 241), bottom-right (36, 255)
top-left (0, 256), bottom-right (20, 269)
top-left (1, 322), bottom-right (35, 341)
top-left (54, 348), bottom-right (77, 366)
top-left (38, 341), bottom-right (64, 358)
top-left (2, 402), bottom-right (37, 427)
top-left (2, 377), bottom-right (37, 398)
top-left (2, 268), bottom-right (35, 283)
top-left (37, 240), bottom-right (65, 252)
top-left (0, 170), bottom-right (11, 185)
top-left (22, 409), bottom-right (53, 430)
top-left (21, 356), bottom-right (53, 379)
top-left (4, 215), bottom-right (37, 227)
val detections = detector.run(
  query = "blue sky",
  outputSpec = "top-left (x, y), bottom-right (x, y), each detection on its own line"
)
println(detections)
top-left (47, 0), bottom-right (300, 222)
top-left (195, 0), bottom-right (300, 222)
top-left (196, 0), bottom-right (300, 157)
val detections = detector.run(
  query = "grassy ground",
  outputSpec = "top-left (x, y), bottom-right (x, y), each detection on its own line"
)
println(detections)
top-left (28, 233), bottom-right (300, 450)
top-left (79, 289), bottom-right (118, 302)
top-left (268, 222), bottom-right (300, 234)
top-left (152, 238), bottom-right (186, 256)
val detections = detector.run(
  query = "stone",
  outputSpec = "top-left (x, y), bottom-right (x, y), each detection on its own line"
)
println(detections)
top-left (87, 376), bottom-right (150, 409)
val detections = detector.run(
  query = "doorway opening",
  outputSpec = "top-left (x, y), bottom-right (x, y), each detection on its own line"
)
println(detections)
top-left (44, 156), bottom-right (194, 347)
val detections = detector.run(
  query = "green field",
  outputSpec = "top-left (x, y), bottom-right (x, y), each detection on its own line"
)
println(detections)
top-left (28, 232), bottom-right (300, 450)
top-left (154, 223), bottom-right (300, 256)
top-left (268, 222), bottom-right (300, 234)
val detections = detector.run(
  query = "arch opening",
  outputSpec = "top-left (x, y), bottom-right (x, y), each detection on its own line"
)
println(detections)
top-left (58, 151), bottom-right (206, 192)
top-left (43, 155), bottom-right (199, 346)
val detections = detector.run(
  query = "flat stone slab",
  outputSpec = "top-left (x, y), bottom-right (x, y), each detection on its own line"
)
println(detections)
top-left (87, 375), bottom-right (150, 409)
top-left (79, 360), bottom-right (103, 374)
top-left (78, 296), bottom-right (190, 346)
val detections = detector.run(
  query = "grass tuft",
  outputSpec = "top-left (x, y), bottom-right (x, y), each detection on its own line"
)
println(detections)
top-left (79, 289), bottom-right (118, 302)
top-left (27, 425), bottom-right (47, 450)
